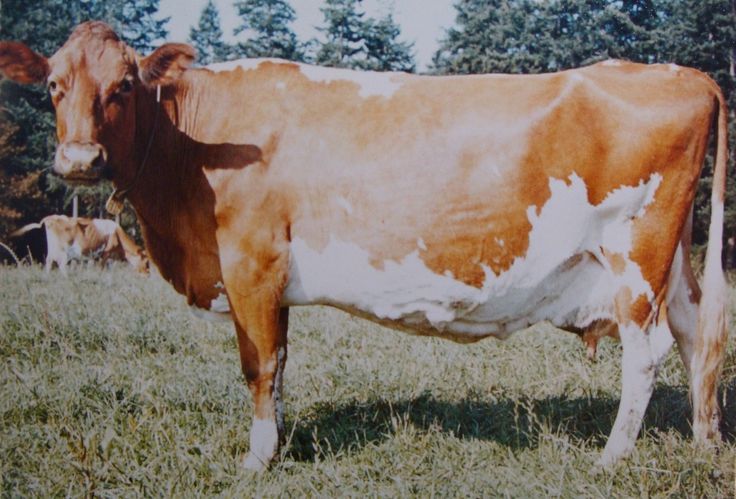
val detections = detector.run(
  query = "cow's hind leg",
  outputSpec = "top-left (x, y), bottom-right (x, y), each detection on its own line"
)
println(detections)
top-left (598, 306), bottom-right (674, 466)
top-left (666, 239), bottom-right (723, 442)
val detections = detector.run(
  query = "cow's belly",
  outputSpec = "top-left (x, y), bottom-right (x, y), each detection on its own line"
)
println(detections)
top-left (282, 237), bottom-right (622, 342)
top-left (282, 173), bottom-right (659, 342)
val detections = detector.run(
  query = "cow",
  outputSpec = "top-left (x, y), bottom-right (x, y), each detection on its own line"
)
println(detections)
top-left (0, 22), bottom-right (728, 471)
top-left (11, 214), bottom-right (149, 274)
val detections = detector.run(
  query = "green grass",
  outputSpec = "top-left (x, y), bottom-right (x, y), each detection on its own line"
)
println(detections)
top-left (0, 265), bottom-right (734, 497)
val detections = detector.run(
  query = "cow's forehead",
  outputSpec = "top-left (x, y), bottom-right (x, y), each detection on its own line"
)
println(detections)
top-left (48, 27), bottom-right (134, 85)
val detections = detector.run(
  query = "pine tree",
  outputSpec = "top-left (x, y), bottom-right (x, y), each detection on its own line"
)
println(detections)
top-left (117, 0), bottom-right (170, 53)
top-left (315, 0), bottom-right (366, 68)
top-left (432, 0), bottom-right (545, 74)
top-left (232, 0), bottom-right (303, 60)
top-left (433, 0), bottom-right (663, 74)
top-left (361, 13), bottom-right (415, 72)
top-left (189, 0), bottom-right (231, 65)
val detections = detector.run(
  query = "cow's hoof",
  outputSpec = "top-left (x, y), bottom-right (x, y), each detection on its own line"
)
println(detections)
top-left (594, 451), bottom-right (621, 469)
top-left (242, 452), bottom-right (268, 472)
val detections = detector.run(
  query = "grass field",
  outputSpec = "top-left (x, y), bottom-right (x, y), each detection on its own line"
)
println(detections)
top-left (0, 265), bottom-right (734, 497)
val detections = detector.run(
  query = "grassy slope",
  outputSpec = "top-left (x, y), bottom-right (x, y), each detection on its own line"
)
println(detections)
top-left (0, 265), bottom-right (734, 497)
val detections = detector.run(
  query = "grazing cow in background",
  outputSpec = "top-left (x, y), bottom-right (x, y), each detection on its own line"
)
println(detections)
top-left (11, 215), bottom-right (149, 274)
top-left (0, 22), bottom-right (728, 471)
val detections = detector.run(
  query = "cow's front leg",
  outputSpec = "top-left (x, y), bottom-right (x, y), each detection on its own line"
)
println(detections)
top-left (221, 243), bottom-right (290, 472)
top-left (236, 305), bottom-right (288, 472)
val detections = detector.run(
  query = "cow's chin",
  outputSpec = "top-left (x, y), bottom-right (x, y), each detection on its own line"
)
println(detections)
top-left (53, 165), bottom-right (112, 185)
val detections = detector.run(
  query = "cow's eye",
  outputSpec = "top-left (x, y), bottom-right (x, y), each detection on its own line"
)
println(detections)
top-left (47, 80), bottom-right (59, 94)
top-left (118, 78), bottom-right (134, 94)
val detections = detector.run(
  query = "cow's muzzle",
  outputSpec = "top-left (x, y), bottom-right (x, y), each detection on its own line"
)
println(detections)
top-left (54, 142), bottom-right (108, 183)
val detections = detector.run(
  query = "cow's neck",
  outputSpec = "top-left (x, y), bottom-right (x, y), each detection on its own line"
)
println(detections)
top-left (121, 84), bottom-right (224, 308)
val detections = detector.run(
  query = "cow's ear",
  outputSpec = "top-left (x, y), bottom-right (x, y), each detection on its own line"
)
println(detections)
top-left (0, 42), bottom-right (49, 84)
top-left (138, 43), bottom-right (196, 87)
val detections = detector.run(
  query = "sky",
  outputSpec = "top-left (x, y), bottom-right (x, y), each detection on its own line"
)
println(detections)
top-left (158, 0), bottom-right (457, 70)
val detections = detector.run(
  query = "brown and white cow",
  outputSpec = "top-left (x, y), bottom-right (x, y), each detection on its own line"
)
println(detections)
top-left (11, 214), bottom-right (149, 274)
top-left (0, 22), bottom-right (728, 470)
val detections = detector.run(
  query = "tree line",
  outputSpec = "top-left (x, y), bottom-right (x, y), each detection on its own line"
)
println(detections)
top-left (1, 0), bottom-right (734, 260)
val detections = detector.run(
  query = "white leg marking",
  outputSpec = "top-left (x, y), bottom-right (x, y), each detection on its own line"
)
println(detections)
top-left (243, 418), bottom-right (279, 472)
top-left (243, 346), bottom-right (286, 472)
top-left (598, 319), bottom-right (673, 466)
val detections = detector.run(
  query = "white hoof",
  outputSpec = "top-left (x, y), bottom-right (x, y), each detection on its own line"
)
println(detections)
top-left (596, 446), bottom-right (627, 469)
top-left (242, 452), bottom-right (269, 472)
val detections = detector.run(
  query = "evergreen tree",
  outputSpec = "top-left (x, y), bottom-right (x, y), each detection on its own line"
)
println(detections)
top-left (361, 13), bottom-right (415, 72)
top-left (232, 0), bottom-right (303, 60)
top-left (431, 0), bottom-right (530, 74)
top-left (315, 0), bottom-right (366, 68)
top-left (432, 0), bottom-right (661, 75)
top-left (117, 0), bottom-right (170, 53)
top-left (189, 0), bottom-right (231, 65)
top-left (315, 0), bottom-right (415, 71)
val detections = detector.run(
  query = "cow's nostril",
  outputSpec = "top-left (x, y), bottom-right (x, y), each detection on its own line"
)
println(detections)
top-left (91, 145), bottom-right (106, 167)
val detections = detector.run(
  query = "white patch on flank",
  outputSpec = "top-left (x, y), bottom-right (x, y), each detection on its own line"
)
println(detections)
top-left (243, 418), bottom-right (279, 471)
top-left (495, 237), bottom-right (505, 247)
top-left (417, 238), bottom-right (427, 251)
top-left (283, 173), bottom-right (662, 340)
top-left (601, 59), bottom-right (622, 67)
top-left (668, 63), bottom-right (680, 73)
top-left (275, 81), bottom-right (286, 90)
top-left (335, 196), bottom-right (354, 215)
top-left (297, 64), bottom-right (404, 99)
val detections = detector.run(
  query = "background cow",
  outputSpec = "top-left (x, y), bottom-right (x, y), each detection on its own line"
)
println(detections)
top-left (0, 22), bottom-right (728, 471)
top-left (11, 214), bottom-right (148, 274)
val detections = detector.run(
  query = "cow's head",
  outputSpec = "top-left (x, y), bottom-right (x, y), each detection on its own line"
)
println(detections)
top-left (0, 21), bottom-right (195, 184)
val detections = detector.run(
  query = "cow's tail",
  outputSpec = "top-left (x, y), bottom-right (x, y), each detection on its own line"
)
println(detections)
top-left (10, 221), bottom-right (43, 238)
top-left (691, 85), bottom-right (729, 442)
